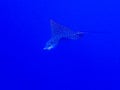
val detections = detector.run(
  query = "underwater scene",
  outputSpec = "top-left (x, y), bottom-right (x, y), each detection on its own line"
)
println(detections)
top-left (2, 0), bottom-right (120, 90)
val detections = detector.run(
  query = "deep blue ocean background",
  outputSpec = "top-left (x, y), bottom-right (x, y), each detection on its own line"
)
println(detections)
top-left (1, 0), bottom-right (120, 90)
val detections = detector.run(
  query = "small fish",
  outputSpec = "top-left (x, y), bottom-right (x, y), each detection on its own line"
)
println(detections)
top-left (43, 20), bottom-right (84, 50)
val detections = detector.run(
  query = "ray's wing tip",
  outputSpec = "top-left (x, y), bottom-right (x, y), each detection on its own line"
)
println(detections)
top-left (50, 19), bottom-right (53, 22)
top-left (50, 19), bottom-right (55, 23)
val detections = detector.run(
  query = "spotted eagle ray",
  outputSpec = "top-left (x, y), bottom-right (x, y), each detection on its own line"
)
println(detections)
top-left (43, 20), bottom-right (84, 50)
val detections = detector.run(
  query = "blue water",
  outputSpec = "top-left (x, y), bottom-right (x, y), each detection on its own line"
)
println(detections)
top-left (2, 0), bottom-right (120, 90)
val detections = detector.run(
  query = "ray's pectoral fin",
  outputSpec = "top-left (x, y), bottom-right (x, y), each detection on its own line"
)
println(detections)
top-left (50, 19), bottom-right (84, 40)
top-left (50, 19), bottom-right (73, 37)
top-left (50, 19), bottom-right (62, 36)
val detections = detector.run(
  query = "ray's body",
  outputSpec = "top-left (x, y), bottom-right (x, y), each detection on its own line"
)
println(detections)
top-left (43, 20), bottom-right (84, 50)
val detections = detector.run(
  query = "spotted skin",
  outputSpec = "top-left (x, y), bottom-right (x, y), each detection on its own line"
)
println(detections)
top-left (43, 20), bottom-right (84, 50)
